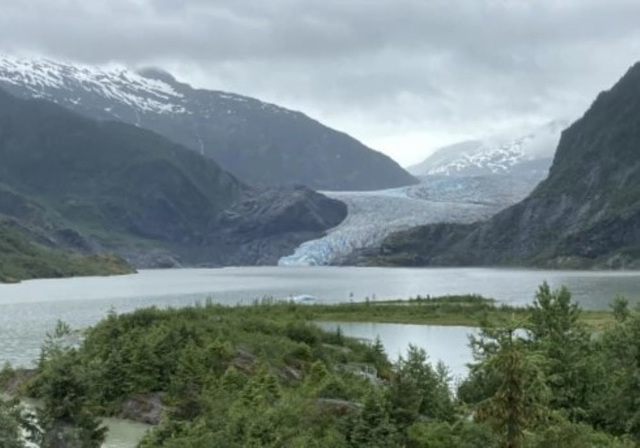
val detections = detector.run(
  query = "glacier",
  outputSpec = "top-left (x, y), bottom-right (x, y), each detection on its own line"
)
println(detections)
top-left (279, 167), bottom-right (553, 266)
top-left (278, 184), bottom-right (504, 266)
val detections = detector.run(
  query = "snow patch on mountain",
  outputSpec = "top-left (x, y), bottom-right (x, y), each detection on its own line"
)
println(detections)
top-left (0, 54), bottom-right (293, 118)
top-left (0, 55), bottom-right (188, 115)
top-left (408, 121), bottom-right (567, 177)
top-left (0, 54), bottom-right (416, 191)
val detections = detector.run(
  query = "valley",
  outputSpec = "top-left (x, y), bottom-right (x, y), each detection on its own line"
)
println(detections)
top-left (281, 160), bottom-right (555, 266)
top-left (2, 3), bottom-right (640, 448)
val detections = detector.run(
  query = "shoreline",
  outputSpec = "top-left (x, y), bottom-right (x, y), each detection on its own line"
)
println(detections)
top-left (292, 297), bottom-right (615, 330)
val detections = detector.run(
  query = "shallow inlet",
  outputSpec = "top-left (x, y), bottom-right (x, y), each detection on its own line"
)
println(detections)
top-left (315, 321), bottom-right (477, 381)
top-left (5, 397), bottom-right (150, 448)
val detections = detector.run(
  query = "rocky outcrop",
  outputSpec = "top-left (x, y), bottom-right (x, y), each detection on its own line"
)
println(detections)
top-left (120, 394), bottom-right (165, 425)
top-left (216, 186), bottom-right (348, 265)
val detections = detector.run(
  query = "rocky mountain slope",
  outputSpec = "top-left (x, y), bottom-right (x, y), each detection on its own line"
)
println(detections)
top-left (0, 89), bottom-right (347, 268)
top-left (0, 55), bottom-right (416, 191)
top-left (375, 63), bottom-right (640, 268)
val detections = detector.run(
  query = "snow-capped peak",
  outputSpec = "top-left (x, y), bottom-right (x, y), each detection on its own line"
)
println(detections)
top-left (408, 120), bottom-right (569, 177)
top-left (0, 53), bottom-right (300, 122)
top-left (0, 54), bottom-right (189, 115)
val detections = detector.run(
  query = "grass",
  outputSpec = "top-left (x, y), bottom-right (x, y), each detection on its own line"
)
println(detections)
top-left (247, 295), bottom-right (616, 331)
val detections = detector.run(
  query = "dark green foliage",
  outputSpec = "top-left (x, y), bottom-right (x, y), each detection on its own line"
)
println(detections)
top-left (30, 321), bottom-right (107, 448)
top-left (524, 420), bottom-right (634, 448)
top-left (345, 392), bottom-right (398, 448)
top-left (28, 304), bottom-right (385, 446)
top-left (0, 224), bottom-right (133, 283)
top-left (526, 283), bottom-right (598, 420)
top-left (25, 284), bottom-right (640, 446)
top-left (611, 295), bottom-right (630, 322)
top-left (0, 397), bottom-right (31, 448)
top-left (471, 325), bottom-right (550, 448)
top-left (388, 346), bottom-right (454, 430)
top-left (588, 309), bottom-right (640, 439)
top-left (407, 421), bottom-right (499, 448)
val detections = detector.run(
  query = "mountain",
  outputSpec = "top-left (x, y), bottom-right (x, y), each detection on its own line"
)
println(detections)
top-left (407, 120), bottom-right (566, 179)
top-left (0, 55), bottom-right (416, 191)
top-left (0, 88), bottom-right (347, 269)
top-left (0, 224), bottom-right (133, 283)
top-left (374, 63), bottom-right (640, 269)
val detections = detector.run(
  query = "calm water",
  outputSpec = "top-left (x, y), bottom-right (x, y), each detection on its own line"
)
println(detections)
top-left (18, 398), bottom-right (150, 448)
top-left (3, 266), bottom-right (640, 447)
top-left (1, 266), bottom-right (640, 368)
top-left (316, 322), bottom-right (477, 382)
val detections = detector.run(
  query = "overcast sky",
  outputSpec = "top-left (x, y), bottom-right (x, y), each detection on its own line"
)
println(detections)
top-left (2, 0), bottom-right (640, 166)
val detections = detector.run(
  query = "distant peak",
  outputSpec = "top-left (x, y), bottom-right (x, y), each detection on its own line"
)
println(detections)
top-left (137, 67), bottom-right (177, 84)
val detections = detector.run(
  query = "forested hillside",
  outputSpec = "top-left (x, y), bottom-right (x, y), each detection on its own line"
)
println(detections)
top-left (0, 224), bottom-right (133, 283)
top-left (0, 88), bottom-right (347, 273)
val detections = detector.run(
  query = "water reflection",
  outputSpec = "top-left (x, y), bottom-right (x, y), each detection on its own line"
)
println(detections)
top-left (316, 321), bottom-right (477, 381)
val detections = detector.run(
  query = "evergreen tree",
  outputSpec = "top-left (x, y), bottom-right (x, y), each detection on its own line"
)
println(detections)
top-left (347, 392), bottom-right (398, 448)
top-left (526, 283), bottom-right (597, 420)
top-left (474, 324), bottom-right (549, 448)
top-left (220, 366), bottom-right (248, 393)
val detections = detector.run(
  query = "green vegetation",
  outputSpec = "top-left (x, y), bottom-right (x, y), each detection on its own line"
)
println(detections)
top-left (281, 294), bottom-right (614, 330)
top-left (0, 397), bottom-right (32, 448)
top-left (4, 283), bottom-right (640, 446)
top-left (0, 224), bottom-right (134, 283)
top-left (0, 88), bottom-right (240, 253)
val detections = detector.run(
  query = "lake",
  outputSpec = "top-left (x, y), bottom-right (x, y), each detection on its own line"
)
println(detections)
top-left (16, 397), bottom-right (150, 448)
top-left (1, 266), bottom-right (640, 368)
top-left (315, 321), bottom-right (478, 382)
top-left (3, 266), bottom-right (640, 447)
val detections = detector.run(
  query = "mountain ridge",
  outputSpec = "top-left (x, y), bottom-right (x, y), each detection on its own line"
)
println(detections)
top-left (0, 54), bottom-right (416, 191)
top-left (374, 63), bottom-right (640, 269)
top-left (407, 120), bottom-right (566, 178)
top-left (0, 88), bottom-right (347, 271)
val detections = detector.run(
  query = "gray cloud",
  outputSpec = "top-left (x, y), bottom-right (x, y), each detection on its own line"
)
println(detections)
top-left (2, 0), bottom-right (640, 165)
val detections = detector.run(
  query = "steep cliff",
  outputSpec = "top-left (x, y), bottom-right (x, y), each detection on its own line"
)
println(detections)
top-left (376, 63), bottom-right (640, 269)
